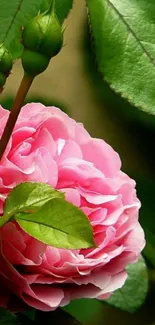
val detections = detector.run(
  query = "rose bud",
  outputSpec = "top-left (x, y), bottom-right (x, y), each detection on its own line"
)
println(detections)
top-left (0, 45), bottom-right (13, 89)
top-left (0, 45), bottom-right (13, 73)
top-left (21, 0), bottom-right (63, 77)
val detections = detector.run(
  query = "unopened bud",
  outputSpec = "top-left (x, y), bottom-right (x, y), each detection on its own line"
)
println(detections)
top-left (22, 50), bottom-right (50, 77)
top-left (21, 1), bottom-right (63, 77)
top-left (0, 45), bottom-right (13, 73)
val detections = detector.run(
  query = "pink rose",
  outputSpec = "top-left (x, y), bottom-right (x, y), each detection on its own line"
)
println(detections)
top-left (0, 103), bottom-right (145, 311)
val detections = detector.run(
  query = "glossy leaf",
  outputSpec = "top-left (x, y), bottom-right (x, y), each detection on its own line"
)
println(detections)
top-left (87, 0), bottom-right (155, 115)
top-left (4, 182), bottom-right (63, 217)
top-left (107, 256), bottom-right (148, 313)
top-left (15, 198), bottom-right (95, 249)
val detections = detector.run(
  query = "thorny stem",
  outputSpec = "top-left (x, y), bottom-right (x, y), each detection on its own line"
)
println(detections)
top-left (0, 74), bottom-right (34, 161)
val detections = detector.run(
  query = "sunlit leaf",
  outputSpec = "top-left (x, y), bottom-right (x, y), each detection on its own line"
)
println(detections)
top-left (4, 182), bottom-right (63, 217)
top-left (16, 198), bottom-right (95, 249)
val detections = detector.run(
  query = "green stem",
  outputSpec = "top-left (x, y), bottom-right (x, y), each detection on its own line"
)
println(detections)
top-left (0, 73), bottom-right (34, 161)
top-left (0, 214), bottom-right (12, 228)
top-left (49, 0), bottom-right (56, 12)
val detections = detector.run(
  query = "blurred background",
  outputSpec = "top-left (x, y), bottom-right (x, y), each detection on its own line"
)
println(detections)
top-left (1, 0), bottom-right (155, 324)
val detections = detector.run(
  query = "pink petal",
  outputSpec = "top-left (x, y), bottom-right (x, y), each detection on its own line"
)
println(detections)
top-left (22, 286), bottom-right (64, 311)
top-left (81, 138), bottom-right (121, 177)
top-left (58, 158), bottom-right (104, 188)
top-left (97, 271), bottom-right (127, 296)
top-left (56, 139), bottom-right (82, 164)
top-left (79, 188), bottom-right (119, 205)
top-left (30, 128), bottom-right (56, 157)
top-left (61, 188), bottom-right (81, 207)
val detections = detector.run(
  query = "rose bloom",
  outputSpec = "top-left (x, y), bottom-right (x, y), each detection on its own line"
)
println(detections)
top-left (0, 103), bottom-right (145, 311)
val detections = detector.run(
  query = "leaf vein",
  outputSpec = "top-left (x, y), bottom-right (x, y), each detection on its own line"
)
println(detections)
top-left (19, 218), bottom-right (77, 237)
top-left (107, 0), bottom-right (155, 67)
top-left (2, 0), bottom-right (23, 45)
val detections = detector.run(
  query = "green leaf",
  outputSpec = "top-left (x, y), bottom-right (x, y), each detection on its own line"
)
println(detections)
top-left (0, 308), bottom-right (19, 325)
top-left (4, 182), bottom-right (63, 217)
top-left (41, 0), bottom-right (73, 23)
top-left (0, 0), bottom-right (73, 60)
top-left (15, 198), bottom-right (95, 249)
top-left (0, 0), bottom-right (43, 59)
top-left (106, 256), bottom-right (149, 313)
top-left (87, 0), bottom-right (155, 116)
